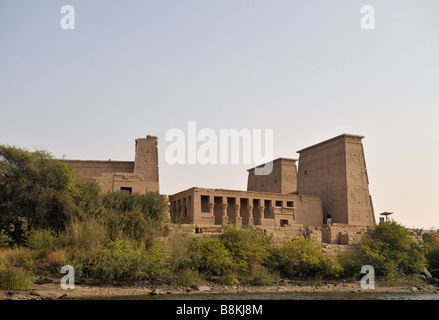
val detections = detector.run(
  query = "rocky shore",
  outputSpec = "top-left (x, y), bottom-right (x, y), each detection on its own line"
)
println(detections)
top-left (2, 278), bottom-right (439, 300)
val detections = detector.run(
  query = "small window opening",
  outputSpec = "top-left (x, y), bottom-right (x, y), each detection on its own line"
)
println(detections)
top-left (120, 187), bottom-right (133, 194)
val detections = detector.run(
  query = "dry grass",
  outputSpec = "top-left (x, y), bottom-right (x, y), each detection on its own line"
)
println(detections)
top-left (0, 268), bottom-right (33, 290)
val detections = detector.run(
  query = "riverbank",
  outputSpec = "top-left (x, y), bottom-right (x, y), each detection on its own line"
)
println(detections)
top-left (2, 278), bottom-right (439, 300)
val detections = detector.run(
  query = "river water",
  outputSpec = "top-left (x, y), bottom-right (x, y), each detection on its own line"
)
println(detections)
top-left (112, 291), bottom-right (439, 300)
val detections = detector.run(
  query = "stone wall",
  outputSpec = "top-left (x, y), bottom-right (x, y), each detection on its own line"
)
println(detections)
top-left (134, 135), bottom-right (159, 186)
top-left (169, 187), bottom-right (322, 229)
top-left (247, 158), bottom-right (298, 194)
top-left (60, 135), bottom-right (159, 194)
top-left (294, 195), bottom-right (324, 228)
top-left (296, 134), bottom-right (375, 227)
top-left (61, 160), bottom-right (134, 181)
top-left (320, 224), bottom-right (372, 245)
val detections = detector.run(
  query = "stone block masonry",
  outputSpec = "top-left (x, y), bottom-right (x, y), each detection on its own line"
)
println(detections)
top-left (60, 135), bottom-right (159, 194)
top-left (62, 132), bottom-right (377, 246)
top-left (247, 158), bottom-right (298, 194)
top-left (296, 134), bottom-right (375, 227)
top-left (169, 187), bottom-right (323, 229)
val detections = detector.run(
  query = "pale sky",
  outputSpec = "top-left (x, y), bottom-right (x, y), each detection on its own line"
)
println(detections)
top-left (1, 1), bottom-right (438, 229)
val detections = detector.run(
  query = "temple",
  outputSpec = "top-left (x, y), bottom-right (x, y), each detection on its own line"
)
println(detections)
top-left (62, 133), bottom-right (376, 248)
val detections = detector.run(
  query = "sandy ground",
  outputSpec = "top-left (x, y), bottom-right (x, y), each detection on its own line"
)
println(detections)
top-left (1, 279), bottom-right (439, 300)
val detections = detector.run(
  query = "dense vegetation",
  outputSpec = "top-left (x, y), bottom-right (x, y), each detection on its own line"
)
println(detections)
top-left (341, 221), bottom-right (431, 282)
top-left (0, 145), bottom-right (169, 287)
top-left (0, 145), bottom-right (438, 290)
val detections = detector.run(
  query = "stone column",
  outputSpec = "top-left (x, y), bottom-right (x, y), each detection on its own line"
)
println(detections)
top-left (176, 202), bottom-right (181, 219)
top-left (256, 205), bottom-right (265, 225)
top-left (179, 205), bottom-right (185, 221)
top-left (170, 202), bottom-right (175, 221)
top-left (185, 203), bottom-right (189, 218)
top-left (221, 203), bottom-right (229, 225)
top-left (187, 198), bottom-right (193, 221)
top-left (247, 205), bottom-right (254, 227)
top-left (208, 202), bottom-right (215, 225)
top-left (234, 204), bottom-right (242, 228)
top-left (269, 206), bottom-right (275, 219)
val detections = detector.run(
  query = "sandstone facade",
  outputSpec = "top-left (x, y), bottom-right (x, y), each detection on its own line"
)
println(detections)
top-left (247, 158), bottom-right (298, 194)
top-left (296, 134), bottom-right (375, 227)
top-left (169, 187), bottom-right (322, 229)
top-left (61, 135), bottom-right (159, 193)
top-left (63, 133), bottom-right (376, 246)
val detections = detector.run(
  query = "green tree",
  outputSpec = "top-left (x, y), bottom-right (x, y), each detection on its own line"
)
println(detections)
top-left (100, 191), bottom-right (169, 245)
top-left (355, 221), bottom-right (427, 276)
top-left (422, 230), bottom-right (439, 270)
top-left (102, 190), bottom-right (168, 222)
top-left (0, 145), bottom-right (81, 243)
top-left (426, 243), bottom-right (439, 270)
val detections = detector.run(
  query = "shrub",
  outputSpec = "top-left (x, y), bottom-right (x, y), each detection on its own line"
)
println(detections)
top-left (87, 239), bottom-right (167, 283)
top-left (70, 179), bottom-right (103, 218)
top-left (0, 247), bottom-right (28, 269)
top-left (240, 265), bottom-right (280, 285)
top-left (0, 268), bottom-right (33, 290)
top-left (379, 270), bottom-right (427, 287)
top-left (190, 237), bottom-right (235, 276)
top-left (0, 230), bottom-right (13, 248)
top-left (26, 249), bottom-right (69, 276)
top-left (221, 224), bottom-right (273, 276)
top-left (102, 208), bottom-right (159, 245)
top-left (355, 221), bottom-right (427, 277)
top-left (17, 229), bottom-right (69, 275)
top-left (338, 251), bottom-right (363, 279)
top-left (66, 249), bottom-right (88, 279)
top-left (167, 227), bottom-right (193, 271)
top-left (100, 191), bottom-right (169, 245)
top-left (25, 228), bottom-right (67, 252)
top-left (216, 272), bottom-right (238, 285)
top-left (276, 237), bottom-right (343, 279)
top-left (67, 215), bottom-right (107, 255)
top-left (170, 268), bottom-right (203, 287)
top-left (427, 243), bottom-right (439, 270)
top-left (102, 191), bottom-right (168, 222)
